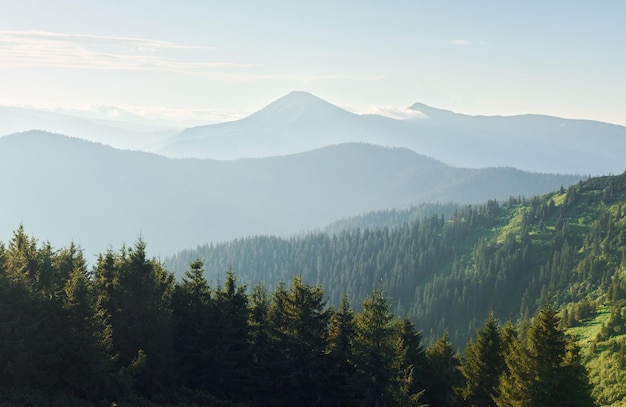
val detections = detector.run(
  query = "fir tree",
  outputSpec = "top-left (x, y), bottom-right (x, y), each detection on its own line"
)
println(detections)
top-left (458, 311), bottom-right (504, 407)
top-left (326, 294), bottom-right (361, 407)
top-left (352, 289), bottom-right (402, 407)
top-left (171, 258), bottom-right (213, 389)
top-left (496, 302), bottom-right (595, 407)
top-left (268, 276), bottom-right (332, 406)
top-left (395, 318), bottom-right (427, 407)
top-left (424, 331), bottom-right (461, 407)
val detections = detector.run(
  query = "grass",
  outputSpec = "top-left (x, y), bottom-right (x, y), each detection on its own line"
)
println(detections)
top-left (567, 305), bottom-right (626, 407)
top-left (567, 305), bottom-right (611, 347)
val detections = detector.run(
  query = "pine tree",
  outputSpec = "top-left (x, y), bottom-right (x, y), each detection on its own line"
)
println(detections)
top-left (423, 331), bottom-right (461, 407)
top-left (527, 301), bottom-right (567, 406)
top-left (458, 312), bottom-right (504, 407)
top-left (171, 258), bottom-right (214, 389)
top-left (210, 269), bottom-right (252, 401)
top-left (352, 289), bottom-right (402, 407)
top-left (326, 294), bottom-right (361, 407)
top-left (496, 302), bottom-right (595, 407)
top-left (60, 249), bottom-right (116, 399)
top-left (94, 239), bottom-right (175, 395)
top-left (267, 276), bottom-right (332, 406)
top-left (395, 318), bottom-right (427, 407)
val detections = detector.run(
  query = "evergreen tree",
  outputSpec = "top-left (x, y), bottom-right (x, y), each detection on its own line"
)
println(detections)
top-left (267, 276), bottom-right (332, 406)
top-left (60, 248), bottom-right (116, 399)
top-left (171, 259), bottom-right (213, 389)
top-left (326, 294), bottom-right (361, 407)
top-left (458, 312), bottom-right (504, 407)
top-left (395, 318), bottom-right (427, 407)
top-left (209, 269), bottom-right (252, 400)
top-left (496, 302), bottom-right (595, 407)
top-left (94, 239), bottom-right (175, 395)
top-left (352, 289), bottom-right (402, 407)
top-left (423, 331), bottom-right (461, 407)
top-left (527, 301), bottom-right (567, 406)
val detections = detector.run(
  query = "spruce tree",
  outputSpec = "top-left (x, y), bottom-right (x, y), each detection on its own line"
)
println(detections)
top-left (267, 276), bottom-right (332, 406)
top-left (423, 331), bottom-right (461, 407)
top-left (326, 294), bottom-right (360, 407)
top-left (94, 240), bottom-right (175, 395)
top-left (61, 250), bottom-right (115, 399)
top-left (352, 289), bottom-right (402, 407)
top-left (458, 312), bottom-right (504, 407)
top-left (171, 258), bottom-right (214, 389)
top-left (496, 302), bottom-right (595, 407)
top-left (210, 270), bottom-right (252, 401)
top-left (395, 318), bottom-right (427, 407)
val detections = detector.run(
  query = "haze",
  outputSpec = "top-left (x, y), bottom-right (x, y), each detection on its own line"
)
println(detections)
top-left (1, 1), bottom-right (625, 127)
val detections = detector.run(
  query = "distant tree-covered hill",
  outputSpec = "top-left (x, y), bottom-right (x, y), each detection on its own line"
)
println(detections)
top-left (0, 130), bottom-right (582, 259)
top-left (165, 172), bottom-right (626, 350)
top-left (163, 171), bottom-right (626, 404)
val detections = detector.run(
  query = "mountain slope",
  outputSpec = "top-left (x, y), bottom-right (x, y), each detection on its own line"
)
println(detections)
top-left (160, 91), bottom-right (626, 175)
top-left (0, 105), bottom-right (175, 151)
top-left (165, 171), bottom-right (626, 351)
top-left (0, 130), bottom-right (581, 259)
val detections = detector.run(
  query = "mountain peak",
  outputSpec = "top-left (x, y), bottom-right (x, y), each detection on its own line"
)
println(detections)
top-left (408, 102), bottom-right (458, 118)
top-left (248, 91), bottom-right (353, 122)
top-left (280, 90), bottom-right (325, 103)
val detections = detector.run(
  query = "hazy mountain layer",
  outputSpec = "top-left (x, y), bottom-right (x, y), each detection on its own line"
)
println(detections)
top-left (0, 131), bottom-right (581, 259)
top-left (0, 105), bottom-right (176, 151)
top-left (161, 91), bottom-right (626, 175)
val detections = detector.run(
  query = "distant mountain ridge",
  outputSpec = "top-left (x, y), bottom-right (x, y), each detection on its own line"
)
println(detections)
top-left (0, 131), bottom-right (582, 259)
top-left (160, 91), bottom-right (626, 175)
top-left (0, 105), bottom-right (176, 151)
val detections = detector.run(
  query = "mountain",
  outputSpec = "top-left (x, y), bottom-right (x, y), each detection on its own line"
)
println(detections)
top-left (160, 91), bottom-right (391, 159)
top-left (164, 171), bottom-right (626, 346)
top-left (164, 171), bottom-right (626, 404)
top-left (160, 91), bottom-right (626, 175)
top-left (0, 130), bottom-right (581, 259)
top-left (0, 105), bottom-right (176, 151)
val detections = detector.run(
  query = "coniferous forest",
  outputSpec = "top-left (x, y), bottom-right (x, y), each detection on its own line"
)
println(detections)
top-left (3, 172), bottom-right (626, 405)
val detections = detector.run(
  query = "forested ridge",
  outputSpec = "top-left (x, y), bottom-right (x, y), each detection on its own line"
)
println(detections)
top-left (0, 229), bottom-right (597, 406)
top-left (165, 171), bottom-right (626, 405)
top-left (167, 173), bottom-right (626, 345)
top-left (2, 172), bottom-right (626, 405)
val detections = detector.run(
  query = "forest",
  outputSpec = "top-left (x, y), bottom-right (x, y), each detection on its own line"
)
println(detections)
top-left (168, 176), bottom-right (626, 345)
top-left (2, 172), bottom-right (626, 405)
top-left (0, 230), bottom-right (596, 406)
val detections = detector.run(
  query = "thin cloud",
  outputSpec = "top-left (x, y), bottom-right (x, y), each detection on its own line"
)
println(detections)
top-left (0, 30), bottom-right (210, 50)
top-left (0, 30), bottom-right (252, 73)
top-left (5, 101), bottom-right (249, 127)
top-left (355, 105), bottom-right (428, 120)
top-left (0, 30), bottom-right (383, 84)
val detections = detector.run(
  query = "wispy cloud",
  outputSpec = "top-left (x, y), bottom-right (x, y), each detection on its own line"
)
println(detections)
top-left (0, 30), bottom-right (253, 73)
top-left (5, 101), bottom-right (249, 127)
top-left (355, 105), bottom-right (428, 120)
top-left (0, 30), bottom-right (385, 85)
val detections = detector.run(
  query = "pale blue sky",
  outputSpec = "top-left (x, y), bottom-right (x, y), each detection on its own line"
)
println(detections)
top-left (1, 0), bottom-right (625, 126)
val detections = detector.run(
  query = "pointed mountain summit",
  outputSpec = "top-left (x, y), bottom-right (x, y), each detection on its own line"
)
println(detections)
top-left (247, 91), bottom-right (355, 123)
top-left (408, 102), bottom-right (459, 119)
top-left (160, 91), bottom-right (375, 159)
top-left (158, 91), bottom-right (626, 175)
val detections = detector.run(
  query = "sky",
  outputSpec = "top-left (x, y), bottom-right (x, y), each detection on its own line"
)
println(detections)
top-left (1, 0), bottom-right (625, 127)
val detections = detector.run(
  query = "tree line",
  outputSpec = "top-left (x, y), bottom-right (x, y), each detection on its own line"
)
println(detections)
top-left (0, 226), bottom-right (595, 406)
top-left (166, 174), bottom-right (626, 347)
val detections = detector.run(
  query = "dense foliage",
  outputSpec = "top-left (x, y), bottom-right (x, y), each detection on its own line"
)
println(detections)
top-left (0, 227), bottom-right (597, 406)
top-left (4, 172), bottom-right (626, 405)
top-left (167, 173), bottom-right (626, 347)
